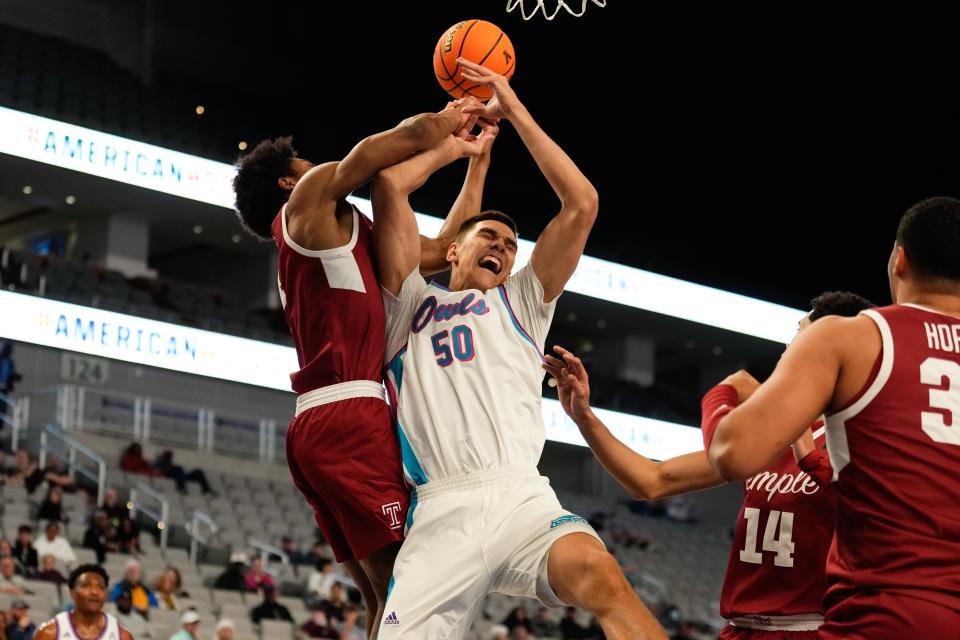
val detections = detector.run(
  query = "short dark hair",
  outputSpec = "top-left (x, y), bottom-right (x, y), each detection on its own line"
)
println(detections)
top-left (69, 564), bottom-right (109, 590)
top-left (808, 291), bottom-right (875, 322)
top-left (17, 525), bottom-right (32, 534)
top-left (456, 210), bottom-right (518, 241)
top-left (233, 136), bottom-right (299, 241)
top-left (896, 197), bottom-right (960, 283)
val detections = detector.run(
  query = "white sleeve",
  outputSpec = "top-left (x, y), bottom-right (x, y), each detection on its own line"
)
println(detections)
top-left (502, 265), bottom-right (558, 352)
top-left (383, 269), bottom-right (429, 361)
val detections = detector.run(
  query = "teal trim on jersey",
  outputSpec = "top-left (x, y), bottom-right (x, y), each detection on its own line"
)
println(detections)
top-left (405, 488), bottom-right (419, 533)
top-left (396, 421), bottom-right (428, 485)
top-left (386, 346), bottom-right (406, 392)
top-left (386, 575), bottom-right (396, 603)
top-left (497, 285), bottom-right (543, 359)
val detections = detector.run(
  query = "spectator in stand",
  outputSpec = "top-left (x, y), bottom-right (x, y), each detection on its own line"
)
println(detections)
top-left (114, 588), bottom-right (153, 639)
top-left (83, 510), bottom-right (119, 564)
top-left (298, 601), bottom-right (339, 639)
top-left (37, 455), bottom-right (81, 494)
top-left (153, 450), bottom-right (213, 495)
top-left (102, 488), bottom-right (136, 528)
top-left (0, 341), bottom-right (21, 415)
top-left (34, 554), bottom-right (66, 585)
top-left (320, 582), bottom-right (346, 626)
top-left (170, 610), bottom-right (202, 640)
top-left (561, 606), bottom-right (588, 640)
top-left (0, 540), bottom-right (14, 561)
top-left (337, 605), bottom-right (364, 640)
top-left (213, 619), bottom-right (235, 640)
top-left (304, 539), bottom-right (333, 567)
top-left (278, 535), bottom-right (310, 565)
top-left (0, 557), bottom-right (26, 595)
top-left (116, 518), bottom-right (142, 554)
top-left (584, 616), bottom-right (604, 639)
top-left (36, 486), bottom-right (68, 523)
top-left (120, 443), bottom-right (164, 477)
top-left (154, 567), bottom-right (187, 611)
top-left (4, 599), bottom-right (34, 640)
top-left (511, 628), bottom-right (530, 640)
top-left (33, 521), bottom-right (76, 567)
top-left (213, 552), bottom-right (247, 591)
top-left (489, 625), bottom-right (509, 640)
top-left (306, 557), bottom-right (338, 602)
top-left (530, 606), bottom-right (561, 638)
top-left (250, 585), bottom-right (293, 624)
top-left (109, 558), bottom-right (157, 617)
top-left (502, 607), bottom-right (534, 634)
top-left (12, 526), bottom-right (37, 576)
top-left (6, 449), bottom-right (40, 491)
top-left (243, 555), bottom-right (274, 593)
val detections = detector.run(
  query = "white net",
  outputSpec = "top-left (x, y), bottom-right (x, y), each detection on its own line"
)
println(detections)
top-left (505, 0), bottom-right (606, 21)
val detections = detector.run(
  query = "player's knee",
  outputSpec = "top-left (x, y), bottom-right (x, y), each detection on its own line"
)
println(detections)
top-left (577, 548), bottom-right (631, 607)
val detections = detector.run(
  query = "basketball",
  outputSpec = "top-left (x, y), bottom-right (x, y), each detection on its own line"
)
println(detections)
top-left (434, 20), bottom-right (516, 101)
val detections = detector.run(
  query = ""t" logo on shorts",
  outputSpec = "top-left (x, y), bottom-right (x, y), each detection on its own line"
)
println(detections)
top-left (382, 502), bottom-right (403, 529)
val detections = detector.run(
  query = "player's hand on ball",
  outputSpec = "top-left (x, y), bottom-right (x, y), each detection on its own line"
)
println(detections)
top-left (543, 346), bottom-right (592, 423)
top-left (458, 58), bottom-right (521, 120)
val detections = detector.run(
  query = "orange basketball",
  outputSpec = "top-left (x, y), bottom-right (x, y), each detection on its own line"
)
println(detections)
top-left (434, 20), bottom-right (515, 102)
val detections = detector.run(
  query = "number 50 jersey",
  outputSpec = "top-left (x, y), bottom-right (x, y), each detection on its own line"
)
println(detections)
top-left (383, 266), bottom-right (556, 487)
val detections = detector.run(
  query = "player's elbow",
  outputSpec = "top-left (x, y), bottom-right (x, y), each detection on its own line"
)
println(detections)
top-left (708, 438), bottom-right (751, 482)
top-left (371, 167), bottom-right (406, 200)
top-left (566, 187), bottom-right (599, 228)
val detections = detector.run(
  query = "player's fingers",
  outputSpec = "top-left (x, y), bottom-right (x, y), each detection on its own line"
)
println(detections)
top-left (562, 352), bottom-right (587, 379)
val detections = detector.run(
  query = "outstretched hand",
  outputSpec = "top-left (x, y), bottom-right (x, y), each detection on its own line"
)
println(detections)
top-left (542, 345), bottom-right (593, 423)
top-left (457, 58), bottom-right (522, 121)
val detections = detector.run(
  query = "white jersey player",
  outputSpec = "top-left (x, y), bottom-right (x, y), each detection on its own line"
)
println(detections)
top-left (35, 565), bottom-right (131, 640)
top-left (372, 59), bottom-right (666, 640)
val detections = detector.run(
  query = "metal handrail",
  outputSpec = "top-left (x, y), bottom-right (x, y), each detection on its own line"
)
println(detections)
top-left (129, 482), bottom-right (170, 551)
top-left (39, 424), bottom-right (106, 504)
top-left (247, 538), bottom-right (289, 575)
top-left (186, 510), bottom-right (218, 565)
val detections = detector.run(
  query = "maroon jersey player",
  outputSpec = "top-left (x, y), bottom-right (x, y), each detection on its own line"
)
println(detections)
top-left (542, 290), bottom-right (872, 639)
top-left (710, 197), bottom-right (960, 639)
top-left (232, 101), bottom-right (496, 638)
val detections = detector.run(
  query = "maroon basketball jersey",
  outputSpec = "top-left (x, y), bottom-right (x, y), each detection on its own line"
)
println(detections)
top-left (272, 204), bottom-right (386, 394)
top-left (719, 428), bottom-right (834, 619)
top-left (824, 304), bottom-right (960, 612)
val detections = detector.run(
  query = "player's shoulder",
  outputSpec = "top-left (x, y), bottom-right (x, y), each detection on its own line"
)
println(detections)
top-left (804, 313), bottom-right (878, 346)
top-left (288, 162), bottom-right (341, 207)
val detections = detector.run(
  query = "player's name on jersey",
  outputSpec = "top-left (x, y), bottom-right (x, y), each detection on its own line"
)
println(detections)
top-left (744, 469), bottom-right (821, 502)
top-left (923, 321), bottom-right (960, 354)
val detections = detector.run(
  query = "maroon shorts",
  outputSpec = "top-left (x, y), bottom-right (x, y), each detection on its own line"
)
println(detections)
top-left (719, 626), bottom-right (820, 640)
top-left (286, 395), bottom-right (409, 563)
top-left (821, 590), bottom-right (960, 640)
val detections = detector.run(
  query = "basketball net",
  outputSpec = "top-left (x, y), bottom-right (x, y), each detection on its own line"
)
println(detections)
top-left (506, 0), bottom-right (605, 21)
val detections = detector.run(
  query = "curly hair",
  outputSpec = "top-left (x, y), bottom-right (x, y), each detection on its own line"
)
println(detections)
top-left (232, 136), bottom-right (298, 240)
top-left (808, 291), bottom-right (875, 322)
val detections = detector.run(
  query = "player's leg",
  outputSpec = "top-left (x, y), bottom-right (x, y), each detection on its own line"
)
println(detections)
top-left (492, 480), bottom-right (665, 640)
top-left (340, 558), bottom-right (378, 638)
top-left (285, 411), bottom-right (378, 632)
top-left (546, 532), bottom-right (666, 639)
top-left (377, 491), bottom-right (490, 639)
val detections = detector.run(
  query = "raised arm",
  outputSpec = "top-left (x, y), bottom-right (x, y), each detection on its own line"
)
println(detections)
top-left (421, 119), bottom-right (499, 275)
top-left (544, 347), bottom-right (725, 500)
top-left (461, 60), bottom-right (598, 301)
top-left (372, 134), bottom-right (488, 296)
top-left (708, 316), bottom-right (874, 480)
